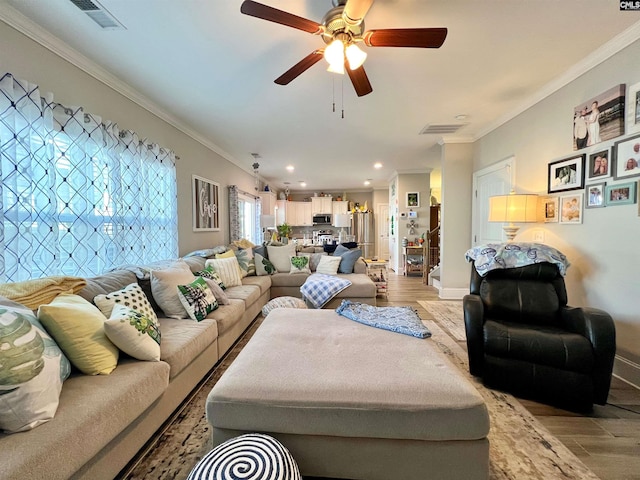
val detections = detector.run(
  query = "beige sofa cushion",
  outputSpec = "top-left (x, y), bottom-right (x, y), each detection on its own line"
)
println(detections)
top-left (159, 317), bottom-right (219, 379)
top-left (225, 284), bottom-right (261, 309)
top-left (241, 276), bottom-right (271, 295)
top-left (206, 299), bottom-right (246, 336)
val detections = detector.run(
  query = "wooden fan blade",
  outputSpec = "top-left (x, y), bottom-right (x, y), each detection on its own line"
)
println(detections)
top-left (343, 0), bottom-right (374, 26)
top-left (346, 63), bottom-right (373, 97)
top-left (275, 50), bottom-right (325, 85)
top-left (241, 0), bottom-right (322, 34)
top-left (363, 28), bottom-right (448, 48)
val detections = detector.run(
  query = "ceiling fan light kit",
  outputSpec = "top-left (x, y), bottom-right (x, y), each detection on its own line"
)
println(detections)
top-left (240, 0), bottom-right (447, 97)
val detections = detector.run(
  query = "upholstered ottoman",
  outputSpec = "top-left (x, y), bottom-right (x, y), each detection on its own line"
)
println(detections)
top-left (206, 309), bottom-right (490, 480)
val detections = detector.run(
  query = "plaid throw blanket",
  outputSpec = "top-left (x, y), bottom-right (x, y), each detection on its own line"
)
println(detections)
top-left (300, 273), bottom-right (352, 309)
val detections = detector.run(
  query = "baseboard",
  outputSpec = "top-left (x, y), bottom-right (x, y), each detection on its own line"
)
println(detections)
top-left (613, 354), bottom-right (640, 390)
top-left (438, 287), bottom-right (469, 300)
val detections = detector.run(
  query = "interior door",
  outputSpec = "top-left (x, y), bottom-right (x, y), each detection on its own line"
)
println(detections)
top-left (377, 204), bottom-right (390, 260)
top-left (472, 157), bottom-right (514, 246)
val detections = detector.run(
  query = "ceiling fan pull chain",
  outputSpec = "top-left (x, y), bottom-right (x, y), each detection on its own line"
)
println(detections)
top-left (341, 77), bottom-right (345, 119)
top-left (332, 76), bottom-right (336, 113)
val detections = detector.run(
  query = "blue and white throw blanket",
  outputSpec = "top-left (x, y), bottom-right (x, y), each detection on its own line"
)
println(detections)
top-left (336, 300), bottom-right (432, 339)
top-left (465, 242), bottom-right (570, 277)
top-left (300, 274), bottom-right (352, 309)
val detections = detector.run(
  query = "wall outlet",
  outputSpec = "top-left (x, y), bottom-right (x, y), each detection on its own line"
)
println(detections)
top-left (533, 229), bottom-right (545, 243)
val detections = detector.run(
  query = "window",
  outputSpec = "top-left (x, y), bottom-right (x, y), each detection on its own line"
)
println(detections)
top-left (237, 192), bottom-right (257, 244)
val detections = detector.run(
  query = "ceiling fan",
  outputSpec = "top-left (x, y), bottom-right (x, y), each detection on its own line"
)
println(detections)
top-left (240, 0), bottom-right (447, 97)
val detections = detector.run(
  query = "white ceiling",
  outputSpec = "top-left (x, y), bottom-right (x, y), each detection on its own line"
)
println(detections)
top-left (3, 0), bottom-right (639, 192)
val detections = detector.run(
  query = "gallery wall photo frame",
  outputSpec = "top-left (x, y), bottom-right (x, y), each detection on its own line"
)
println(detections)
top-left (192, 174), bottom-right (220, 232)
top-left (612, 133), bottom-right (640, 180)
top-left (605, 182), bottom-right (637, 206)
top-left (542, 196), bottom-right (559, 222)
top-left (627, 81), bottom-right (640, 135)
top-left (586, 148), bottom-right (611, 181)
top-left (573, 84), bottom-right (626, 150)
top-left (585, 182), bottom-right (606, 209)
top-left (559, 193), bottom-right (583, 224)
top-left (406, 192), bottom-right (420, 208)
top-left (548, 154), bottom-right (585, 193)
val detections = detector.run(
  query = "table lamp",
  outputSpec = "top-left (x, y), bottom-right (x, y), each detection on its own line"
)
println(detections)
top-left (488, 191), bottom-right (538, 241)
top-left (333, 213), bottom-right (351, 243)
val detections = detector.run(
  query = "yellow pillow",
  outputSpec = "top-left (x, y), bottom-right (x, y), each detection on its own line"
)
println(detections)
top-left (215, 250), bottom-right (236, 259)
top-left (38, 294), bottom-right (119, 375)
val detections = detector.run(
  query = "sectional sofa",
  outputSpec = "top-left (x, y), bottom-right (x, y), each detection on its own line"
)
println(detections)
top-left (0, 249), bottom-right (376, 480)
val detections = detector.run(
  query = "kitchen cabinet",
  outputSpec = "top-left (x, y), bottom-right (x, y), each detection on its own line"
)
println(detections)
top-left (285, 201), bottom-right (313, 226)
top-left (332, 201), bottom-right (349, 216)
top-left (311, 196), bottom-right (333, 215)
top-left (258, 191), bottom-right (277, 216)
top-left (275, 200), bottom-right (287, 226)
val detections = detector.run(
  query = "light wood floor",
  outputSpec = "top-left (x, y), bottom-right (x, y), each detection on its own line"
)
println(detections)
top-left (379, 271), bottom-right (640, 480)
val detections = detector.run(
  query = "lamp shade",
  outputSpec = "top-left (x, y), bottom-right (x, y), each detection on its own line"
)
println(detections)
top-left (260, 214), bottom-right (275, 229)
top-left (488, 194), bottom-right (538, 223)
top-left (333, 213), bottom-right (351, 228)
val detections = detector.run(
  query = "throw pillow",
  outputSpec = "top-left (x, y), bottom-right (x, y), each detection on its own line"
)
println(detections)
top-left (308, 252), bottom-right (327, 272)
top-left (104, 304), bottom-right (161, 361)
top-left (234, 248), bottom-right (256, 277)
top-left (205, 257), bottom-right (243, 288)
top-left (252, 244), bottom-right (267, 259)
top-left (203, 278), bottom-right (230, 305)
top-left (254, 253), bottom-right (276, 276)
top-left (261, 296), bottom-right (308, 317)
top-left (186, 433), bottom-right (302, 480)
top-left (150, 260), bottom-right (195, 319)
top-left (0, 298), bottom-right (71, 433)
top-left (267, 244), bottom-right (296, 273)
top-left (195, 265), bottom-right (226, 290)
top-left (315, 255), bottom-right (342, 275)
top-left (215, 249), bottom-right (236, 259)
top-left (94, 283), bottom-right (158, 324)
top-left (37, 294), bottom-right (119, 375)
top-left (177, 277), bottom-right (218, 321)
top-left (289, 255), bottom-right (311, 274)
top-left (333, 246), bottom-right (362, 274)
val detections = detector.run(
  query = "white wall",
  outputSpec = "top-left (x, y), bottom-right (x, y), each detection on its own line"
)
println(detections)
top-left (0, 20), bottom-right (256, 256)
top-left (473, 38), bottom-right (640, 384)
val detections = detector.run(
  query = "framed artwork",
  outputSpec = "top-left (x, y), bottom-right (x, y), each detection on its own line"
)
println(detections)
top-left (586, 149), bottom-right (611, 181)
top-left (573, 84), bottom-right (625, 150)
top-left (406, 192), bottom-right (420, 208)
top-left (585, 182), bottom-right (606, 209)
top-left (192, 175), bottom-right (220, 231)
top-left (559, 193), bottom-right (583, 224)
top-left (627, 81), bottom-right (640, 135)
top-left (548, 154), bottom-right (585, 193)
top-left (542, 196), bottom-right (559, 222)
top-left (612, 133), bottom-right (640, 180)
top-left (605, 182), bottom-right (637, 206)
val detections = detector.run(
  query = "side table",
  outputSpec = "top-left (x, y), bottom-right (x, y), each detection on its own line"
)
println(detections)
top-left (363, 259), bottom-right (388, 298)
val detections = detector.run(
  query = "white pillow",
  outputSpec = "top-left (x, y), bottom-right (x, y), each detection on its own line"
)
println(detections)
top-left (289, 255), bottom-right (311, 274)
top-left (203, 277), bottom-right (230, 305)
top-left (205, 257), bottom-right (243, 288)
top-left (315, 255), bottom-right (342, 275)
top-left (0, 299), bottom-right (71, 433)
top-left (104, 304), bottom-right (161, 361)
top-left (254, 253), bottom-right (276, 276)
top-left (266, 244), bottom-right (297, 273)
top-left (94, 282), bottom-right (158, 325)
top-left (150, 260), bottom-right (195, 318)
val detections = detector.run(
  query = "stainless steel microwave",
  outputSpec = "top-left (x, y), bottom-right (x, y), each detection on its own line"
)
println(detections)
top-left (312, 214), bottom-right (332, 225)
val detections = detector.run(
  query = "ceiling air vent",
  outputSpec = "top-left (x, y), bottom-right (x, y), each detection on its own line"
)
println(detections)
top-left (419, 124), bottom-right (465, 135)
top-left (69, 0), bottom-right (125, 30)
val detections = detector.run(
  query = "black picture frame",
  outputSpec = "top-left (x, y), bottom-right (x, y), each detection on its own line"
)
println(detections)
top-left (547, 154), bottom-right (585, 193)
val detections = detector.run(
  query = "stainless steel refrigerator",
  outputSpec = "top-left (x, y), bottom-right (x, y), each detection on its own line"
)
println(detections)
top-left (351, 212), bottom-right (375, 259)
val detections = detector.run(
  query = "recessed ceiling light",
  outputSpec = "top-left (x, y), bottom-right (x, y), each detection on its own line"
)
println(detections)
top-left (299, 181), bottom-right (306, 187)
top-left (454, 114), bottom-right (468, 121)
top-left (364, 180), bottom-right (371, 186)
top-left (374, 162), bottom-right (383, 169)
top-left (286, 165), bottom-right (294, 172)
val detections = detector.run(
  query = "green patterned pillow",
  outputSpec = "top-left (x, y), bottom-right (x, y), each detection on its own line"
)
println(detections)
top-left (0, 298), bottom-right (71, 433)
top-left (94, 283), bottom-right (158, 324)
top-left (177, 277), bottom-right (218, 321)
top-left (104, 304), bottom-right (161, 361)
top-left (195, 265), bottom-right (226, 290)
top-left (289, 255), bottom-right (311, 274)
top-left (255, 253), bottom-right (276, 276)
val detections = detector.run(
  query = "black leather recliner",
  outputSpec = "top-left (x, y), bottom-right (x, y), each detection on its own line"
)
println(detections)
top-left (463, 261), bottom-right (616, 412)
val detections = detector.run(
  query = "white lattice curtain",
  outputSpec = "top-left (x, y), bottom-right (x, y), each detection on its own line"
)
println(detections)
top-left (0, 72), bottom-right (178, 282)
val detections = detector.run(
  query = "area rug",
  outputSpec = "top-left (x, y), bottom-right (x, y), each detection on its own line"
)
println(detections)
top-left (123, 308), bottom-right (600, 480)
top-left (418, 300), bottom-right (466, 341)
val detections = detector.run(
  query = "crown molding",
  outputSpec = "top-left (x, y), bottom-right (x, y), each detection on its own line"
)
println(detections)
top-left (0, 4), bottom-right (251, 175)
top-left (476, 20), bottom-right (640, 140)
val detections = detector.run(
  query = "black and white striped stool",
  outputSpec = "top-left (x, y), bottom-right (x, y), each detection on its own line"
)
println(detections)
top-left (187, 433), bottom-right (302, 480)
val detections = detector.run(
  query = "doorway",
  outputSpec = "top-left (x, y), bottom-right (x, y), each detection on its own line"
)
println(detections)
top-left (472, 156), bottom-right (514, 246)
top-left (376, 203), bottom-right (390, 260)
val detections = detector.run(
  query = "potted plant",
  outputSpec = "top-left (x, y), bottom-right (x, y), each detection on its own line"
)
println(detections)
top-left (277, 223), bottom-right (291, 243)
